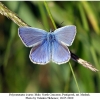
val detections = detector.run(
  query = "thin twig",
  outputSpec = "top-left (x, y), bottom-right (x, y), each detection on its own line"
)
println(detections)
top-left (71, 52), bottom-right (99, 72)
top-left (0, 2), bottom-right (28, 27)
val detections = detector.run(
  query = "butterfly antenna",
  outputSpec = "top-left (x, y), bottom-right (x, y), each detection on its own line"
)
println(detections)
top-left (60, 21), bottom-right (64, 26)
top-left (56, 21), bottom-right (64, 28)
top-left (70, 52), bottom-right (99, 72)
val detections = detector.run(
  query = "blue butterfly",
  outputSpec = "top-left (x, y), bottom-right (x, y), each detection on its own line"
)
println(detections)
top-left (18, 25), bottom-right (76, 65)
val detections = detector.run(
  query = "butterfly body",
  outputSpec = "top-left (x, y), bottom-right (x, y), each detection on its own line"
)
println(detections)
top-left (18, 25), bottom-right (76, 65)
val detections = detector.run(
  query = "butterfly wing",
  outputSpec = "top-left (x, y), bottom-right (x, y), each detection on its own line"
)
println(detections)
top-left (29, 39), bottom-right (51, 65)
top-left (18, 27), bottom-right (47, 47)
top-left (52, 40), bottom-right (70, 64)
top-left (54, 25), bottom-right (76, 46)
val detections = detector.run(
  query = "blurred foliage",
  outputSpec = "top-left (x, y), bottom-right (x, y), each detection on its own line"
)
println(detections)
top-left (0, 1), bottom-right (100, 93)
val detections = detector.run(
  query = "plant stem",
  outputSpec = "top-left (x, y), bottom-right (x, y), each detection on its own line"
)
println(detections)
top-left (0, 2), bottom-right (28, 27)
top-left (44, 1), bottom-right (80, 93)
top-left (69, 62), bottom-right (80, 93)
top-left (44, 1), bottom-right (57, 29)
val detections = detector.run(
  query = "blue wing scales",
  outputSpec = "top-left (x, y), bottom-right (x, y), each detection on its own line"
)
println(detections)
top-left (52, 40), bottom-right (70, 64)
top-left (18, 27), bottom-right (47, 47)
top-left (54, 25), bottom-right (76, 46)
top-left (29, 39), bottom-right (51, 65)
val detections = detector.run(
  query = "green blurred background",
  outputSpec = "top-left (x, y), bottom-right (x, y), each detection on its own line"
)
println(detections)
top-left (0, 1), bottom-right (100, 93)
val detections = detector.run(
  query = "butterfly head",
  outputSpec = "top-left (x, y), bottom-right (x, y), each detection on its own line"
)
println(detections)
top-left (50, 29), bottom-right (54, 33)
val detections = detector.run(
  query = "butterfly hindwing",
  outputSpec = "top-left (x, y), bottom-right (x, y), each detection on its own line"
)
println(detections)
top-left (18, 27), bottom-right (47, 47)
top-left (52, 40), bottom-right (70, 64)
top-left (29, 39), bottom-right (51, 65)
top-left (54, 25), bottom-right (76, 46)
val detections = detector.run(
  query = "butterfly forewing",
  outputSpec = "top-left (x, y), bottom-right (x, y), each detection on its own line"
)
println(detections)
top-left (18, 27), bottom-right (47, 47)
top-left (54, 25), bottom-right (76, 46)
